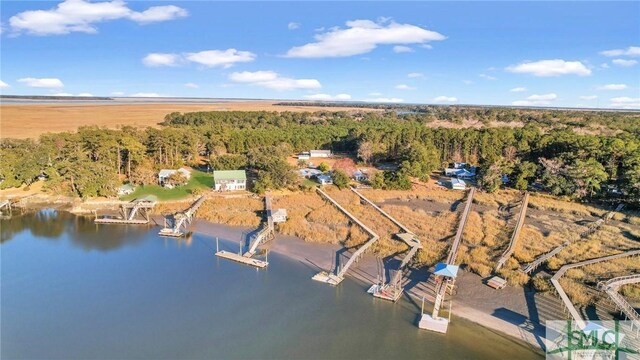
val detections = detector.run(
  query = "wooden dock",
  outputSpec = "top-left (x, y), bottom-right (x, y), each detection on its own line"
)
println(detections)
top-left (598, 274), bottom-right (640, 331)
top-left (94, 218), bottom-right (149, 225)
top-left (215, 250), bottom-right (268, 268)
top-left (550, 249), bottom-right (640, 330)
top-left (420, 187), bottom-right (475, 333)
top-left (158, 195), bottom-right (206, 237)
top-left (95, 197), bottom-right (156, 225)
top-left (313, 188), bottom-right (379, 285)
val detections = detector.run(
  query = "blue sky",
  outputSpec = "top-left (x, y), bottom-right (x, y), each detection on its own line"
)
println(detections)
top-left (1, 1), bottom-right (639, 108)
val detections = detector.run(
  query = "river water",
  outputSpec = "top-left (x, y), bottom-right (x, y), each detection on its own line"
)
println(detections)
top-left (1, 210), bottom-right (543, 359)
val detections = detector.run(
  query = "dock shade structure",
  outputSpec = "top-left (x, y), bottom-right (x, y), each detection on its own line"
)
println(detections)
top-left (433, 263), bottom-right (459, 278)
top-left (213, 170), bottom-right (247, 191)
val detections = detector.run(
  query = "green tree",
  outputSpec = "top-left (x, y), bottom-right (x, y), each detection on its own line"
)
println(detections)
top-left (332, 170), bottom-right (350, 189)
top-left (568, 158), bottom-right (608, 198)
top-left (317, 162), bottom-right (330, 173)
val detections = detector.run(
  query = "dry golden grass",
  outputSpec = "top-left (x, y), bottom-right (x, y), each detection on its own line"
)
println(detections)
top-left (1, 101), bottom-right (379, 139)
top-left (274, 192), bottom-right (352, 244)
top-left (560, 278), bottom-right (596, 306)
top-left (528, 193), bottom-right (605, 217)
top-left (198, 197), bottom-right (263, 227)
top-left (620, 284), bottom-right (640, 300)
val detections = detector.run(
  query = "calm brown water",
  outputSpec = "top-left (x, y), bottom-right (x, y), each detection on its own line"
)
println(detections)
top-left (1, 209), bottom-right (543, 359)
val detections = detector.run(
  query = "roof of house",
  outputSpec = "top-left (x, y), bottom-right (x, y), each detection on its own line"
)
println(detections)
top-left (159, 168), bottom-right (191, 178)
top-left (451, 178), bottom-right (466, 185)
top-left (310, 149), bottom-right (331, 154)
top-left (317, 174), bottom-right (332, 181)
top-left (434, 263), bottom-right (459, 278)
top-left (214, 170), bottom-right (246, 181)
top-left (299, 168), bottom-right (322, 176)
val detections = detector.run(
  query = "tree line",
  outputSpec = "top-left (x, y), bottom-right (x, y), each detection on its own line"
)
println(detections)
top-left (1, 110), bottom-right (638, 203)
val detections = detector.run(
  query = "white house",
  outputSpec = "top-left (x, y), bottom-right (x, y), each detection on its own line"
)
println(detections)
top-left (315, 174), bottom-right (333, 185)
top-left (309, 150), bottom-right (332, 158)
top-left (445, 166), bottom-right (476, 179)
top-left (451, 178), bottom-right (467, 190)
top-left (297, 152), bottom-right (311, 160)
top-left (158, 168), bottom-right (191, 187)
top-left (213, 170), bottom-right (247, 191)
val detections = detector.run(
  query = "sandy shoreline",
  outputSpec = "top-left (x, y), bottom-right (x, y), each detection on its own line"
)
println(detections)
top-left (189, 219), bottom-right (547, 353)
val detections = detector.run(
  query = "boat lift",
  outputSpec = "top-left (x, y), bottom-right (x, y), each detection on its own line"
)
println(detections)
top-left (158, 195), bottom-right (207, 237)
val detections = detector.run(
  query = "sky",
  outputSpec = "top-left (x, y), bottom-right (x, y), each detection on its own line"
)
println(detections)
top-left (1, 1), bottom-right (639, 109)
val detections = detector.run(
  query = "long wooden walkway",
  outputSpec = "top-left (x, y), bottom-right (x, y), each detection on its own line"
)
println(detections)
top-left (158, 195), bottom-right (206, 237)
top-left (420, 188), bottom-right (475, 333)
top-left (312, 188), bottom-right (379, 285)
top-left (550, 250), bottom-right (640, 330)
top-left (215, 195), bottom-right (274, 268)
top-left (351, 188), bottom-right (422, 301)
top-left (598, 274), bottom-right (640, 328)
top-left (495, 192), bottom-right (530, 271)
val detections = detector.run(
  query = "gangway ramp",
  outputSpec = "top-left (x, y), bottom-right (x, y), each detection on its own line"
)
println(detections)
top-left (495, 192), bottom-right (529, 271)
top-left (215, 195), bottom-right (277, 268)
top-left (420, 187), bottom-right (475, 333)
top-left (158, 195), bottom-right (207, 237)
top-left (549, 249), bottom-right (640, 330)
top-left (521, 242), bottom-right (569, 274)
top-left (95, 196), bottom-right (157, 225)
top-left (351, 188), bottom-right (422, 302)
top-left (312, 188), bottom-right (379, 285)
top-left (597, 274), bottom-right (640, 331)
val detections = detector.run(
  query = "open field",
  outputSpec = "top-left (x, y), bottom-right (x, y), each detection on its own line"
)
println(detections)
top-left (0, 101), bottom-right (379, 139)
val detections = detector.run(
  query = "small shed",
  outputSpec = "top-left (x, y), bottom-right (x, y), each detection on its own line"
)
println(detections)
top-left (271, 209), bottom-right (288, 223)
top-left (451, 178), bottom-right (467, 190)
top-left (297, 152), bottom-right (311, 160)
top-left (299, 168), bottom-right (322, 178)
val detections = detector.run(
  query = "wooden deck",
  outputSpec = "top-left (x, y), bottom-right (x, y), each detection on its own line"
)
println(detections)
top-left (94, 218), bottom-right (149, 225)
top-left (495, 192), bottom-right (529, 271)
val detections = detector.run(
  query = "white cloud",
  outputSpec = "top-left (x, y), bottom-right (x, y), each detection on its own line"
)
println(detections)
top-left (420, 44), bottom-right (433, 50)
top-left (184, 82), bottom-right (199, 89)
top-left (512, 93), bottom-right (558, 106)
top-left (142, 53), bottom-right (181, 67)
top-left (288, 22), bottom-right (300, 30)
top-left (506, 59), bottom-right (591, 77)
top-left (393, 45), bottom-right (413, 53)
top-left (407, 72), bottom-right (424, 78)
top-left (609, 97), bottom-right (640, 109)
top-left (304, 93), bottom-right (351, 101)
top-left (228, 70), bottom-right (321, 91)
top-left (9, 0), bottom-right (187, 36)
top-left (143, 49), bottom-right (256, 68)
top-left (185, 49), bottom-right (256, 68)
top-left (479, 73), bottom-right (497, 80)
top-left (510, 87), bottom-right (527, 92)
top-left (364, 97), bottom-right (404, 103)
top-left (0, 80), bottom-right (9, 88)
top-left (395, 84), bottom-right (415, 90)
top-left (77, 92), bottom-right (93, 96)
top-left (111, 91), bottom-right (124, 96)
top-left (284, 19), bottom-right (445, 58)
top-left (51, 92), bottom-right (74, 96)
top-left (598, 84), bottom-right (628, 90)
top-left (432, 96), bottom-right (457, 103)
top-left (18, 77), bottom-right (64, 88)
top-left (612, 59), bottom-right (638, 67)
top-left (579, 95), bottom-right (598, 100)
top-left (600, 46), bottom-right (640, 57)
top-left (130, 92), bottom-right (162, 97)
top-left (600, 63), bottom-right (610, 69)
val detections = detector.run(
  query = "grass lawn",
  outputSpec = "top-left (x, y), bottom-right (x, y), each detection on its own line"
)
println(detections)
top-left (121, 170), bottom-right (214, 201)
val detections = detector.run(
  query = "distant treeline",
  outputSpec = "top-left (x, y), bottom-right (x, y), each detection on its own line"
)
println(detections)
top-left (276, 102), bottom-right (640, 134)
top-left (0, 95), bottom-right (113, 101)
top-left (1, 110), bottom-right (638, 203)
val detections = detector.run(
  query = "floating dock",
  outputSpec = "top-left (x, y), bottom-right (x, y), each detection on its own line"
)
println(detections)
top-left (215, 250), bottom-right (268, 268)
top-left (215, 195), bottom-right (278, 268)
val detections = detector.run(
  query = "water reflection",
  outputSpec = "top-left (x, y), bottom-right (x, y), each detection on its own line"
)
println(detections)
top-left (1, 209), bottom-right (149, 251)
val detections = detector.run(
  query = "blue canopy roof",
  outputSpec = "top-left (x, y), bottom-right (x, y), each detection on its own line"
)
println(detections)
top-left (434, 263), bottom-right (459, 278)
